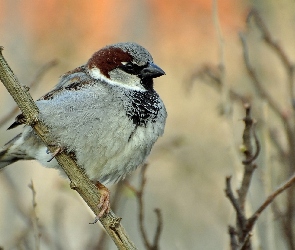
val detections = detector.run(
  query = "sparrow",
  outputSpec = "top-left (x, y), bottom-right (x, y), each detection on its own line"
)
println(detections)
top-left (0, 42), bottom-right (167, 217)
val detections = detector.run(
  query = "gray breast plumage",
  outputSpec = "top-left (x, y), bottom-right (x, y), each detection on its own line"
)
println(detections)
top-left (35, 79), bottom-right (166, 184)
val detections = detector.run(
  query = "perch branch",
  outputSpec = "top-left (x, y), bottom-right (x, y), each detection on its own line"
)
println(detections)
top-left (0, 46), bottom-right (136, 250)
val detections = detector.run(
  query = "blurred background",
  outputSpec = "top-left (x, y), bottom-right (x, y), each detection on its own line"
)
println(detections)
top-left (1, 0), bottom-right (295, 249)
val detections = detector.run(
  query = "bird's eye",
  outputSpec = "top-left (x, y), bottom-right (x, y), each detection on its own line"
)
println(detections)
top-left (120, 62), bottom-right (136, 74)
top-left (125, 62), bottom-right (134, 70)
top-left (120, 61), bottom-right (147, 75)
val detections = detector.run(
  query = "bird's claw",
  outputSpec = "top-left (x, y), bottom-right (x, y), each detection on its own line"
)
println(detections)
top-left (89, 182), bottom-right (111, 224)
top-left (47, 147), bottom-right (63, 162)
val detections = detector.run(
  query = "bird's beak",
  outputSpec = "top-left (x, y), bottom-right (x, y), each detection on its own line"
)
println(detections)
top-left (139, 63), bottom-right (165, 79)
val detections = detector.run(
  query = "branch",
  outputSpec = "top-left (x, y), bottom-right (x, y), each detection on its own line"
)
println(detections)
top-left (239, 33), bottom-right (286, 122)
top-left (247, 9), bottom-right (293, 75)
top-left (238, 232), bottom-right (252, 250)
top-left (237, 104), bottom-right (258, 210)
top-left (152, 208), bottom-right (163, 249)
top-left (125, 164), bottom-right (163, 250)
top-left (247, 9), bottom-right (295, 105)
top-left (246, 173), bottom-right (295, 232)
top-left (188, 65), bottom-right (250, 104)
top-left (225, 176), bottom-right (247, 229)
top-left (28, 181), bottom-right (40, 250)
top-left (0, 46), bottom-right (137, 250)
top-left (228, 226), bottom-right (239, 250)
top-left (95, 181), bottom-right (126, 249)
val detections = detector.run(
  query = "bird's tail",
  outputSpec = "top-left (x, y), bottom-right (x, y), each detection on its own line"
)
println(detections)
top-left (0, 133), bottom-right (27, 169)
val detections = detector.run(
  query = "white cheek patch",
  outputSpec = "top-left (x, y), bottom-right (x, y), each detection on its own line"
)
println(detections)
top-left (88, 67), bottom-right (145, 92)
top-left (89, 67), bottom-right (109, 82)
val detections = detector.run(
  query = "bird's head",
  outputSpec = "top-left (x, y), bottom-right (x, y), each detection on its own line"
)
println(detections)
top-left (87, 42), bottom-right (165, 91)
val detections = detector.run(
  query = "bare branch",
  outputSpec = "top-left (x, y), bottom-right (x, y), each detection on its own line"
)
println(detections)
top-left (242, 123), bottom-right (260, 165)
top-left (188, 65), bottom-right (250, 104)
top-left (238, 232), bottom-right (252, 250)
top-left (246, 173), bottom-right (295, 232)
top-left (237, 104), bottom-right (258, 210)
top-left (247, 8), bottom-right (295, 116)
top-left (29, 60), bottom-right (58, 90)
top-left (126, 164), bottom-right (163, 250)
top-left (247, 9), bottom-right (293, 74)
top-left (240, 33), bottom-right (286, 121)
top-left (228, 226), bottom-right (239, 250)
top-left (268, 128), bottom-right (288, 161)
top-left (225, 176), bottom-right (246, 229)
top-left (152, 209), bottom-right (163, 248)
top-left (95, 181), bottom-right (127, 250)
top-left (28, 181), bottom-right (40, 250)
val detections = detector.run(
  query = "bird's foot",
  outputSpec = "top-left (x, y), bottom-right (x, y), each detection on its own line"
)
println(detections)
top-left (90, 182), bottom-right (111, 224)
top-left (47, 146), bottom-right (64, 162)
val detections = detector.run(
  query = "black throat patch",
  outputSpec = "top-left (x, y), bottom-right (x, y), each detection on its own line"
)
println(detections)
top-left (124, 89), bottom-right (160, 127)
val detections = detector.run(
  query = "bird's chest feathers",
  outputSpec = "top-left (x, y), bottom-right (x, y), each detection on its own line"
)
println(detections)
top-left (123, 90), bottom-right (160, 127)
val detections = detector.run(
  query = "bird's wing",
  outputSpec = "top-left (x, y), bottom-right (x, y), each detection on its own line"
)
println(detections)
top-left (8, 65), bottom-right (92, 129)
top-left (38, 65), bottom-right (89, 101)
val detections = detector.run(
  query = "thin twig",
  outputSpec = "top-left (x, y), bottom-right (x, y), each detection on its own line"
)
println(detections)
top-left (239, 32), bottom-right (286, 120)
top-left (152, 209), bottom-right (163, 248)
top-left (268, 128), bottom-right (288, 160)
top-left (29, 60), bottom-right (58, 90)
top-left (95, 181), bottom-right (126, 250)
top-left (188, 65), bottom-right (250, 104)
top-left (213, 0), bottom-right (231, 116)
top-left (247, 9), bottom-right (294, 78)
top-left (237, 104), bottom-right (258, 210)
top-left (242, 123), bottom-right (260, 165)
top-left (137, 165), bottom-right (151, 249)
top-left (28, 181), bottom-right (40, 250)
top-left (1, 171), bottom-right (33, 223)
top-left (247, 8), bottom-right (295, 105)
top-left (241, 13), bottom-right (295, 247)
top-left (246, 173), bottom-right (295, 232)
top-left (225, 176), bottom-right (247, 229)
top-left (126, 164), bottom-right (163, 250)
